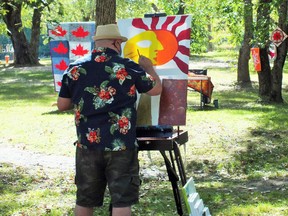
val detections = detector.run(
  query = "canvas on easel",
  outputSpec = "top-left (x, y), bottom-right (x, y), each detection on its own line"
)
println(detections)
top-left (118, 15), bottom-right (191, 126)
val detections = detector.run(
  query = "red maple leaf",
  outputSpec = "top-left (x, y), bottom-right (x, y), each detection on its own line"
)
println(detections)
top-left (72, 44), bottom-right (89, 56)
top-left (55, 59), bottom-right (69, 71)
top-left (51, 26), bottom-right (67, 37)
top-left (57, 81), bottom-right (62, 87)
top-left (53, 42), bottom-right (68, 54)
top-left (72, 26), bottom-right (90, 38)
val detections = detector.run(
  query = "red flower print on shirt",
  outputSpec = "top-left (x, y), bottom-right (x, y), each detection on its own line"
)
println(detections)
top-left (84, 81), bottom-right (116, 109)
top-left (70, 67), bottom-right (79, 80)
top-left (98, 89), bottom-right (112, 100)
top-left (67, 65), bottom-right (87, 81)
top-left (74, 98), bottom-right (87, 126)
top-left (128, 85), bottom-right (136, 97)
top-left (109, 108), bottom-right (132, 135)
top-left (98, 86), bottom-right (116, 100)
top-left (108, 86), bottom-right (116, 95)
top-left (105, 63), bottom-right (131, 85)
top-left (118, 116), bottom-right (130, 134)
top-left (116, 68), bottom-right (129, 81)
top-left (86, 128), bottom-right (101, 144)
top-left (95, 53), bottom-right (111, 62)
top-left (75, 109), bottom-right (81, 125)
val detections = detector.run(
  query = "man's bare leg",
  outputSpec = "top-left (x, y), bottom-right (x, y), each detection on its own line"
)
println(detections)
top-left (74, 204), bottom-right (93, 216)
top-left (112, 206), bottom-right (131, 216)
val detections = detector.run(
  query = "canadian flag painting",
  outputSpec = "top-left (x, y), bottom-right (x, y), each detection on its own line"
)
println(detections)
top-left (48, 22), bottom-right (95, 91)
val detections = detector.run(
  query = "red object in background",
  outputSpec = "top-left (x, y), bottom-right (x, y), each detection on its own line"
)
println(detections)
top-left (55, 59), bottom-right (69, 71)
top-left (251, 47), bottom-right (261, 72)
top-left (159, 79), bottom-right (187, 125)
top-left (270, 27), bottom-right (288, 47)
top-left (72, 26), bottom-right (90, 38)
top-left (53, 42), bottom-right (68, 54)
top-left (187, 73), bottom-right (214, 99)
top-left (5, 55), bottom-right (9, 66)
top-left (51, 26), bottom-right (67, 37)
top-left (72, 44), bottom-right (89, 56)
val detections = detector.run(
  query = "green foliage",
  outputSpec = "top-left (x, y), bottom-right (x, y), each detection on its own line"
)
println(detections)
top-left (0, 0), bottom-right (285, 59)
top-left (214, 0), bottom-right (244, 46)
top-left (117, 0), bottom-right (154, 19)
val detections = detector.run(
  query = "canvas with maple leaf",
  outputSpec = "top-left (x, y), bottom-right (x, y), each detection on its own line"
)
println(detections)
top-left (48, 22), bottom-right (95, 91)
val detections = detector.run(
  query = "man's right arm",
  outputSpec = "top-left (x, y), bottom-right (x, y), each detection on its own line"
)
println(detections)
top-left (138, 56), bottom-right (162, 96)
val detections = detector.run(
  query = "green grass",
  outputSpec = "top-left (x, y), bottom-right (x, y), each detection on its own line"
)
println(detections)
top-left (1, 52), bottom-right (288, 215)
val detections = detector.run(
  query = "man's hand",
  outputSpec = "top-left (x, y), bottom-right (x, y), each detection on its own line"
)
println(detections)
top-left (138, 56), bottom-right (154, 73)
top-left (138, 55), bottom-right (162, 96)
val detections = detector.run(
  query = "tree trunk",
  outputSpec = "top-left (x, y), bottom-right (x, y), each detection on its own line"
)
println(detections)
top-left (237, 0), bottom-right (253, 88)
top-left (270, 0), bottom-right (288, 103)
top-left (2, 1), bottom-right (40, 66)
top-left (177, 0), bottom-right (185, 15)
top-left (258, 47), bottom-right (272, 101)
top-left (96, 0), bottom-right (116, 25)
top-left (256, 0), bottom-right (272, 101)
top-left (207, 23), bottom-right (213, 52)
top-left (30, 8), bottom-right (42, 64)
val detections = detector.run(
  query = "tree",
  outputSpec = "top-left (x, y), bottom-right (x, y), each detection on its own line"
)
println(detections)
top-left (79, 0), bottom-right (96, 21)
top-left (1, 0), bottom-right (55, 66)
top-left (255, 0), bottom-right (272, 101)
top-left (177, 0), bottom-right (185, 14)
top-left (237, 0), bottom-right (253, 88)
top-left (96, 0), bottom-right (116, 25)
top-left (270, 0), bottom-right (288, 103)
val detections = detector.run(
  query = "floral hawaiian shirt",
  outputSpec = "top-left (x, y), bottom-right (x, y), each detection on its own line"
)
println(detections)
top-left (59, 47), bottom-right (155, 151)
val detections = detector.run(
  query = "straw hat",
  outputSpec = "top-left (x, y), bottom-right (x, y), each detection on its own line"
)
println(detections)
top-left (93, 24), bottom-right (127, 42)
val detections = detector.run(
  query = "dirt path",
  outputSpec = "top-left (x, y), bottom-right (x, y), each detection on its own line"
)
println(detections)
top-left (0, 146), bottom-right (74, 172)
top-left (0, 143), bottom-right (167, 179)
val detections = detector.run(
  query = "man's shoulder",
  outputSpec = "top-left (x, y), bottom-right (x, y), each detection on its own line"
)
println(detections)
top-left (71, 54), bottom-right (93, 66)
top-left (117, 57), bottom-right (139, 68)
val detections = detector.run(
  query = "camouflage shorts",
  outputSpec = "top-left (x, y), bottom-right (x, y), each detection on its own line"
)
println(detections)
top-left (75, 147), bottom-right (140, 208)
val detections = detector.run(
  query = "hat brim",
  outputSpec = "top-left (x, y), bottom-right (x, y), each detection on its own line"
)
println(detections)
top-left (92, 35), bottom-right (128, 42)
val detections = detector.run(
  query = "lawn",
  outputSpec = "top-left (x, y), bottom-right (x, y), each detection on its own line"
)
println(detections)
top-left (0, 52), bottom-right (287, 216)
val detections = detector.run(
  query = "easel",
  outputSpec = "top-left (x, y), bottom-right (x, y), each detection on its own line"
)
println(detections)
top-left (137, 128), bottom-right (188, 215)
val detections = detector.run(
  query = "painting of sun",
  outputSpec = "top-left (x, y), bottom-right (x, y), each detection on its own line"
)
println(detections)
top-left (118, 15), bottom-right (192, 126)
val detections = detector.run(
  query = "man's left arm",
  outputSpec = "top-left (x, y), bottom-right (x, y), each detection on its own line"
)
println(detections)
top-left (57, 97), bottom-right (73, 111)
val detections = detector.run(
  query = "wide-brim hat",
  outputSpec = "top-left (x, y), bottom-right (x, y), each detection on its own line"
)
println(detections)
top-left (92, 24), bottom-right (127, 42)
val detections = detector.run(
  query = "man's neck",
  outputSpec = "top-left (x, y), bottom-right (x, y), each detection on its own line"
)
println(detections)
top-left (95, 40), bottom-right (119, 53)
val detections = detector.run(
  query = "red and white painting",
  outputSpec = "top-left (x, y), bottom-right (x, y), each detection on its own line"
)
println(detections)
top-left (118, 15), bottom-right (191, 126)
top-left (48, 22), bottom-right (95, 91)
